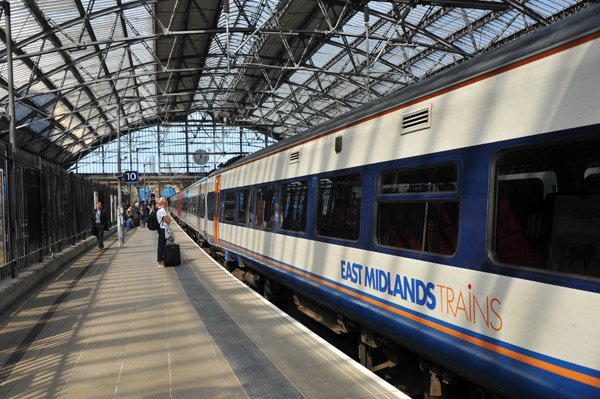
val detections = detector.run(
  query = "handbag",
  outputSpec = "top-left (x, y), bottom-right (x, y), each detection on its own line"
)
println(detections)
top-left (91, 225), bottom-right (98, 236)
top-left (164, 225), bottom-right (175, 242)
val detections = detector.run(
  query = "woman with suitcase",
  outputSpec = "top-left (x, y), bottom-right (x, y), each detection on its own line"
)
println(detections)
top-left (156, 197), bottom-right (171, 267)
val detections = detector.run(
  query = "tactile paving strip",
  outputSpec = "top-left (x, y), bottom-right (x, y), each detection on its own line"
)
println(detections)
top-left (174, 261), bottom-right (305, 399)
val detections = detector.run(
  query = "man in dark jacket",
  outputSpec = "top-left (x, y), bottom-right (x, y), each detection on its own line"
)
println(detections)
top-left (91, 202), bottom-right (109, 251)
top-left (133, 203), bottom-right (141, 227)
top-left (141, 203), bottom-right (150, 227)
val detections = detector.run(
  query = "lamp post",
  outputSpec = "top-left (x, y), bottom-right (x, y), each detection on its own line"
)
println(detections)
top-left (144, 159), bottom-right (150, 206)
top-left (135, 147), bottom-right (149, 203)
top-left (116, 97), bottom-right (150, 242)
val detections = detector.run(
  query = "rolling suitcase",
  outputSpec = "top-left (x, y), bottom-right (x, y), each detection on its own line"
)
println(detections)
top-left (163, 242), bottom-right (181, 266)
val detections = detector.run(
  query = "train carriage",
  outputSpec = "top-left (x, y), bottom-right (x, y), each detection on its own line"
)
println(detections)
top-left (171, 6), bottom-right (600, 398)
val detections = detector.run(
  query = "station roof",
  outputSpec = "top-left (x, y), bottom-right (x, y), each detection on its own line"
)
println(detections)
top-left (0, 0), bottom-right (593, 168)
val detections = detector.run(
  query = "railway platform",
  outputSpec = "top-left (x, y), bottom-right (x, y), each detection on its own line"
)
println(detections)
top-left (0, 223), bottom-right (407, 399)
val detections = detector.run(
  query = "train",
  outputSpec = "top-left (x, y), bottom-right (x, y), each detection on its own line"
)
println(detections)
top-left (170, 6), bottom-right (600, 399)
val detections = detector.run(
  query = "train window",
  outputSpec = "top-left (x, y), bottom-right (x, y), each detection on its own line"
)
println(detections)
top-left (190, 194), bottom-right (197, 215)
top-left (255, 185), bottom-right (275, 230)
top-left (207, 192), bottom-right (215, 221)
top-left (224, 191), bottom-right (236, 202)
top-left (198, 194), bottom-right (205, 218)
top-left (317, 174), bottom-right (361, 240)
top-left (584, 167), bottom-right (600, 192)
top-left (380, 163), bottom-right (457, 194)
top-left (492, 137), bottom-right (600, 278)
top-left (238, 188), bottom-right (252, 225)
top-left (223, 191), bottom-right (236, 222)
top-left (280, 181), bottom-right (308, 233)
top-left (376, 163), bottom-right (459, 255)
top-left (376, 201), bottom-right (459, 255)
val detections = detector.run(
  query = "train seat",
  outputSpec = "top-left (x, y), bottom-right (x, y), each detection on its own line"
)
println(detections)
top-left (495, 196), bottom-right (545, 268)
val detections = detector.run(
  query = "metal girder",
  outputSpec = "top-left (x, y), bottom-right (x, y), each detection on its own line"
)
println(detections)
top-left (20, 0), bottom-right (111, 139)
top-left (503, 0), bottom-right (550, 26)
top-left (388, 0), bottom-right (510, 11)
top-left (0, 0), bottom-right (160, 59)
top-left (222, 0), bottom-right (349, 122)
top-left (0, 0), bottom-right (592, 169)
top-left (0, 54), bottom-right (89, 153)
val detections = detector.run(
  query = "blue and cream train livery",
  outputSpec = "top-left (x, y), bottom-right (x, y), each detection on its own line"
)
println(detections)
top-left (171, 7), bottom-right (600, 399)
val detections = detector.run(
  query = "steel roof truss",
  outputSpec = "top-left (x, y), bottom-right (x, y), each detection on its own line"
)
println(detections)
top-left (21, 0), bottom-right (108, 141)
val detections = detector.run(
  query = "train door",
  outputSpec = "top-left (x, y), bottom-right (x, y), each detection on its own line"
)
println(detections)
top-left (214, 176), bottom-right (221, 247)
top-left (197, 184), bottom-right (202, 232)
top-left (177, 191), bottom-right (183, 219)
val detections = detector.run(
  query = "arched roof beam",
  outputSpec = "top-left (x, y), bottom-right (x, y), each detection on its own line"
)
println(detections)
top-left (28, 85), bottom-right (326, 153)
top-left (0, 66), bottom-right (93, 155)
top-left (114, 0), bottom-right (146, 117)
top-left (71, 0), bottom-right (138, 131)
top-left (387, 0), bottom-right (510, 11)
top-left (268, 3), bottom-right (416, 127)
top-left (316, 0), bottom-right (545, 119)
top-left (363, 6), bottom-right (470, 57)
top-left (0, 0), bottom-right (160, 59)
top-left (502, 0), bottom-right (550, 26)
top-left (20, 0), bottom-right (112, 136)
top-left (60, 102), bottom-right (306, 166)
top-left (221, 0), bottom-right (358, 120)
top-left (160, 0), bottom-right (195, 112)
top-left (1, 28), bottom-right (432, 66)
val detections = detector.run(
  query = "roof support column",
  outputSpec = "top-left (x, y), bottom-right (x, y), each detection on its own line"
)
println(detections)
top-left (4, 1), bottom-right (15, 148)
top-left (185, 118), bottom-right (189, 174)
top-left (116, 104), bottom-right (124, 246)
top-left (3, 0), bottom-right (17, 278)
top-left (129, 131), bottom-right (133, 172)
top-left (157, 124), bottom-right (161, 175)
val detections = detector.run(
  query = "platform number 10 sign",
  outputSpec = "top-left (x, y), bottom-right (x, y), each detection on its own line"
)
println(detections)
top-left (124, 171), bottom-right (138, 184)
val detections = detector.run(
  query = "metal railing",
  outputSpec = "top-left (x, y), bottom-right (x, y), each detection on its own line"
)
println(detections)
top-left (0, 225), bottom-right (112, 281)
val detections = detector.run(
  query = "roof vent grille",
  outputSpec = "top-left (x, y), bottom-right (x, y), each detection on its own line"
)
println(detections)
top-left (401, 105), bottom-right (431, 134)
top-left (290, 150), bottom-right (300, 164)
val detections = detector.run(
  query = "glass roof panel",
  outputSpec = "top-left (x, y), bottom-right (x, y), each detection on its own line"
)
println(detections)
top-left (88, 12), bottom-right (121, 41)
top-left (8, 2), bottom-right (45, 44)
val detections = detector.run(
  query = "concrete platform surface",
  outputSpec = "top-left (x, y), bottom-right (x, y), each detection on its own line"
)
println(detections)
top-left (0, 223), bottom-right (408, 399)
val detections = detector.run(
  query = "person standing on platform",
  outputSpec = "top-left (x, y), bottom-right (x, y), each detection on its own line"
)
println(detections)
top-left (126, 206), bottom-right (134, 230)
top-left (156, 197), bottom-right (171, 267)
top-left (91, 202), bottom-right (109, 251)
top-left (141, 203), bottom-right (149, 228)
top-left (133, 203), bottom-right (141, 227)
